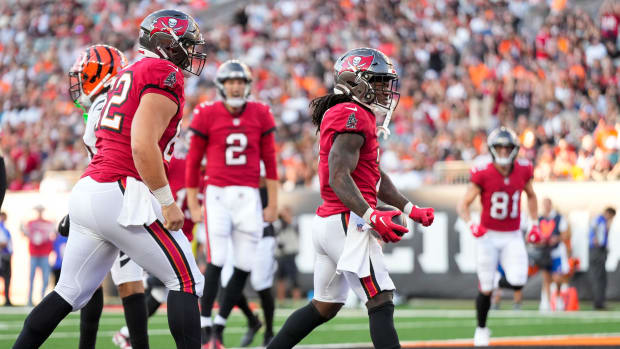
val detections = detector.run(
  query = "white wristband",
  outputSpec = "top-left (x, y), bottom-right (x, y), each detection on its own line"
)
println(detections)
top-left (363, 207), bottom-right (374, 225)
top-left (153, 184), bottom-right (175, 207)
top-left (404, 202), bottom-right (414, 216)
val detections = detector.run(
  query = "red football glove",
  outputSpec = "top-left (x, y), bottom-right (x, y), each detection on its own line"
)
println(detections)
top-left (364, 208), bottom-right (408, 243)
top-left (469, 222), bottom-right (487, 238)
top-left (527, 224), bottom-right (541, 244)
top-left (405, 203), bottom-right (434, 227)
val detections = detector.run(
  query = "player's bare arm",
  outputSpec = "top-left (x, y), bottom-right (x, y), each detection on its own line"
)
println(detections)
top-left (328, 133), bottom-right (370, 217)
top-left (458, 182), bottom-right (488, 237)
top-left (457, 182), bottom-right (481, 223)
top-left (523, 179), bottom-right (542, 243)
top-left (378, 169), bottom-right (434, 226)
top-left (523, 179), bottom-right (538, 221)
top-left (377, 169), bottom-right (409, 211)
top-left (131, 92), bottom-right (184, 231)
top-left (261, 125), bottom-right (279, 222)
top-left (263, 178), bottom-right (278, 222)
top-left (186, 188), bottom-right (202, 223)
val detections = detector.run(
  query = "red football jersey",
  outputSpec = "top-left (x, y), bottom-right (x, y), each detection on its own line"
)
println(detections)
top-left (84, 57), bottom-right (185, 182)
top-left (470, 158), bottom-right (534, 231)
top-left (316, 102), bottom-right (380, 217)
top-left (187, 101), bottom-right (276, 188)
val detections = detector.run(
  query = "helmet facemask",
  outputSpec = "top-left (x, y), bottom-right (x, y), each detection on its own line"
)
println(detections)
top-left (488, 140), bottom-right (520, 166)
top-left (145, 29), bottom-right (207, 76)
top-left (334, 70), bottom-right (400, 138)
top-left (333, 48), bottom-right (400, 139)
top-left (215, 61), bottom-right (253, 108)
top-left (367, 74), bottom-right (400, 117)
top-left (487, 127), bottom-right (520, 166)
top-left (216, 78), bottom-right (251, 108)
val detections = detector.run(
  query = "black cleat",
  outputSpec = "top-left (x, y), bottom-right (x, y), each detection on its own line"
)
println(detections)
top-left (240, 315), bottom-right (262, 347)
top-left (263, 332), bottom-right (274, 347)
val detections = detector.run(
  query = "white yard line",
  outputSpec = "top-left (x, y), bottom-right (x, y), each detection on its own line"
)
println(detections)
top-left (1, 316), bottom-right (618, 340)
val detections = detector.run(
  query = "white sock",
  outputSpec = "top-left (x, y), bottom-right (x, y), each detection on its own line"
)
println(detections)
top-left (214, 314), bottom-right (227, 326)
top-left (550, 283), bottom-right (558, 294)
top-left (120, 326), bottom-right (129, 337)
top-left (540, 288), bottom-right (549, 310)
top-left (200, 316), bottom-right (212, 328)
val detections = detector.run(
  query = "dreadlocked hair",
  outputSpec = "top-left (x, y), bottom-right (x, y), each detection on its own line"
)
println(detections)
top-left (310, 93), bottom-right (353, 132)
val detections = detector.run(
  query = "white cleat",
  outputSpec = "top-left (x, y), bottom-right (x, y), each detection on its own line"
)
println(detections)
top-left (113, 329), bottom-right (132, 349)
top-left (474, 326), bottom-right (490, 346)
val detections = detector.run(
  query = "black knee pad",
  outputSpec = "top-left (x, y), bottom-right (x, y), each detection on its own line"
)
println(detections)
top-left (499, 276), bottom-right (524, 291)
top-left (366, 291), bottom-right (394, 312)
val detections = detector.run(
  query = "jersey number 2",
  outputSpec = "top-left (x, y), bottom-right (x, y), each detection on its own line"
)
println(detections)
top-left (100, 72), bottom-right (132, 132)
top-left (226, 133), bottom-right (247, 165)
top-left (490, 191), bottom-right (520, 220)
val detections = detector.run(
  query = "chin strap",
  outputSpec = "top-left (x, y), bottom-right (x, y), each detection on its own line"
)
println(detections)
top-left (73, 100), bottom-right (88, 123)
top-left (376, 108), bottom-right (393, 140)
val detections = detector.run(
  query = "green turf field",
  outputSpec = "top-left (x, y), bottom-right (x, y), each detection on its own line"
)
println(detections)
top-left (2, 300), bottom-right (620, 348)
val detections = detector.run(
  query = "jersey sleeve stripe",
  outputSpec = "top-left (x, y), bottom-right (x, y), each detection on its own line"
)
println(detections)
top-left (139, 84), bottom-right (180, 117)
top-left (333, 131), bottom-right (366, 144)
top-left (139, 84), bottom-right (180, 105)
top-left (261, 126), bottom-right (276, 137)
top-left (189, 127), bottom-right (208, 140)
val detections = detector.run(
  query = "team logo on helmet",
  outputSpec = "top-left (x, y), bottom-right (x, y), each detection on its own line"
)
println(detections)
top-left (340, 55), bottom-right (374, 72)
top-left (151, 16), bottom-right (189, 37)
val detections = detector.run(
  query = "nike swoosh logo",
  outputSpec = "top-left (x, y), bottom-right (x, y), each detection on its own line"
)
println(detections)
top-left (379, 217), bottom-right (386, 226)
top-left (168, 65), bottom-right (179, 72)
top-left (345, 106), bottom-right (357, 112)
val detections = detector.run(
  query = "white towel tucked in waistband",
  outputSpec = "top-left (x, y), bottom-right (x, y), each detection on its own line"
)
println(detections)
top-left (117, 177), bottom-right (158, 227)
top-left (336, 212), bottom-right (375, 278)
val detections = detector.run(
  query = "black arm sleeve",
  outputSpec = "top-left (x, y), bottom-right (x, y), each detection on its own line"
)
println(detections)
top-left (0, 156), bottom-right (6, 210)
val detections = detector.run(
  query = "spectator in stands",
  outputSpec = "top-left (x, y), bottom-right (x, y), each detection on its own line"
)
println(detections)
top-left (274, 206), bottom-right (301, 302)
top-left (589, 206), bottom-right (616, 310)
top-left (22, 205), bottom-right (55, 306)
top-left (0, 212), bottom-right (12, 306)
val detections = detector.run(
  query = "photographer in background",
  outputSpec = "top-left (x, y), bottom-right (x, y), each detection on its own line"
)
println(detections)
top-left (274, 206), bottom-right (301, 302)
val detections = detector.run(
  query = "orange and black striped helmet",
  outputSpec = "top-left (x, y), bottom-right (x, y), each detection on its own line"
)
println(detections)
top-left (68, 44), bottom-right (128, 107)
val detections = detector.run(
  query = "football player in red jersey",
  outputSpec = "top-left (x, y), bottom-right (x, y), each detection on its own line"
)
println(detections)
top-left (185, 59), bottom-right (278, 349)
top-left (68, 44), bottom-right (157, 349)
top-left (13, 10), bottom-right (207, 349)
top-left (457, 127), bottom-right (539, 346)
top-left (267, 48), bottom-right (434, 349)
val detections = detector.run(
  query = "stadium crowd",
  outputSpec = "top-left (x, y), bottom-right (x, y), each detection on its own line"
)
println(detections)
top-left (1, 0), bottom-right (620, 191)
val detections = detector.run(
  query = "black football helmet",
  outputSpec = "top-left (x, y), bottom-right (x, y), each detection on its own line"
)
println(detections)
top-left (214, 60), bottom-right (252, 107)
top-left (487, 127), bottom-right (520, 166)
top-left (333, 47), bottom-right (399, 138)
top-left (138, 9), bottom-right (207, 76)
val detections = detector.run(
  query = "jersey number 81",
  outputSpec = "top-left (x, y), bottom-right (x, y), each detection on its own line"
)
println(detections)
top-left (490, 191), bottom-right (520, 220)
